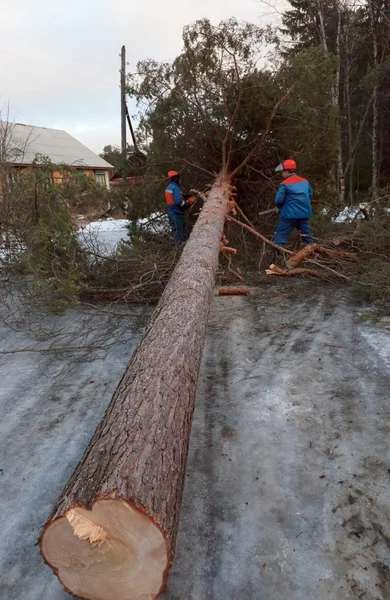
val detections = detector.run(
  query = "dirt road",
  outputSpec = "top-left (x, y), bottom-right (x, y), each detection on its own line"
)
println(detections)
top-left (0, 282), bottom-right (389, 599)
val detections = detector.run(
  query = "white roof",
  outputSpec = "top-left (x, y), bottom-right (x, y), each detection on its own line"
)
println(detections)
top-left (4, 123), bottom-right (114, 169)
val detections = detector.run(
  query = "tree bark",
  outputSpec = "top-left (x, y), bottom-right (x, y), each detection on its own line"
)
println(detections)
top-left (368, 0), bottom-right (379, 199)
top-left (316, 0), bottom-right (329, 52)
top-left (335, 3), bottom-right (345, 205)
top-left (39, 174), bottom-right (231, 600)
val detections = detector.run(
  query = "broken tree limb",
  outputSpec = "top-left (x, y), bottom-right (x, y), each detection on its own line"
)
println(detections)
top-left (217, 287), bottom-right (251, 296)
top-left (286, 243), bottom-right (357, 270)
top-left (227, 215), bottom-right (294, 254)
top-left (39, 174), bottom-right (232, 600)
top-left (306, 259), bottom-right (350, 281)
top-left (285, 243), bottom-right (318, 269)
top-left (359, 203), bottom-right (369, 220)
top-left (332, 221), bottom-right (362, 246)
top-left (265, 264), bottom-right (344, 280)
top-left (234, 201), bottom-right (256, 229)
top-left (220, 245), bottom-right (237, 255)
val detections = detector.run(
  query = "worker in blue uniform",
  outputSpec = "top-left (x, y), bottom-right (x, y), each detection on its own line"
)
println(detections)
top-left (271, 159), bottom-right (314, 262)
top-left (165, 171), bottom-right (195, 247)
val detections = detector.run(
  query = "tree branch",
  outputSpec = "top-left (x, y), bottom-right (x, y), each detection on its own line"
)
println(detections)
top-left (227, 215), bottom-right (294, 254)
top-left (229, 86), bottom-right (294, 180)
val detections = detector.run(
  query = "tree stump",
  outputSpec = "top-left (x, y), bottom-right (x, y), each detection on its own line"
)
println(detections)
top-left (39, 175), bottom-right (231, 600)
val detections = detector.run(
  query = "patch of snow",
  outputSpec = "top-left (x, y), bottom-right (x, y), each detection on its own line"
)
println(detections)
top-left (358, 323), bottom-right (390, 367)
top-left (333, 206), bottom-right (361, 223)
top-left (137, 212), bottom-right (169, 235)
top-left (78, 214), bottom-right (169, 255)
top-left (333, 204), bottom-right (390, 223)
top-left (78, 218), bottom-right (130, 254)
top-left (0, 234), bottom-right (24, 266)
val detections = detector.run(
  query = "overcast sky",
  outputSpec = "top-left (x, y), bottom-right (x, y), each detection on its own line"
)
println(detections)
top-left (1, 0), bottom-right (286, 154)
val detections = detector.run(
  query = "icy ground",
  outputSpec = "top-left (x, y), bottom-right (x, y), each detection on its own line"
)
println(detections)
top-left (0, 281), bottom-right (389, 600)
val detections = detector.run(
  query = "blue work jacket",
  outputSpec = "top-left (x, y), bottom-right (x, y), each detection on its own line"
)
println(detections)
top-left (165, 181), bottom-right (188, 215)
top-left (275, 175), bottom-right (313, 219)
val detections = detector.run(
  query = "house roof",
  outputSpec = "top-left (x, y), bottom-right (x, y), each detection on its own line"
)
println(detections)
top-left (6, 123), bottom-right (114, 170)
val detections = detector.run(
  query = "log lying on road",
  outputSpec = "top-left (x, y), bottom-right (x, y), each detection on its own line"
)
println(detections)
top-left (39, 175), bottom-right (231, 600)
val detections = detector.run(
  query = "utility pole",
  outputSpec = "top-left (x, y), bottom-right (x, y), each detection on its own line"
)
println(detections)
top-left (121, 45), bottom-right (127, 154)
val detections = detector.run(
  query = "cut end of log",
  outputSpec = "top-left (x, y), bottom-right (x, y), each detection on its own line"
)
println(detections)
top-left (41, 500), bottom-right (167, 600)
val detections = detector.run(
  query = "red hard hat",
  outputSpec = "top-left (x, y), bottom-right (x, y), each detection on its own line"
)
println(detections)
top-left (283, 159), bottom-right (296, 171)
top-left (275, 159), bottom-right (297, 173)
top-left (168, 170), bottom-right (179, 178)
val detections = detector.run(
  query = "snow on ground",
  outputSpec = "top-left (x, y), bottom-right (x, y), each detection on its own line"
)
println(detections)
top-left (333, 206), bottom-right (362, 223)
top-left (77, 213), bottom-right (169, 254)
top-left (78, 218), bottom-right (130, 254)
top-left (0, 281), bottom-right (389, 599)
top-left (333, 204), bottom-right (390, 223)
top-left (358, 320), bottom-right (390, 368)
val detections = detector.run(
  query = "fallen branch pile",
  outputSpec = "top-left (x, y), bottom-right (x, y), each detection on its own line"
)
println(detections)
top-left (226, 203), bottom-right (361, 282)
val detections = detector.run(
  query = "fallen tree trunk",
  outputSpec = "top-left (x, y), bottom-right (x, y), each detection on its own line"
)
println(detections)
top-left (39, 175), bottom-right (231, 600)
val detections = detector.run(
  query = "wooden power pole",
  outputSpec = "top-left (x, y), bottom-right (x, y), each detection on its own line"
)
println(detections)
top-left (121, 45), bottom-right (127, 154)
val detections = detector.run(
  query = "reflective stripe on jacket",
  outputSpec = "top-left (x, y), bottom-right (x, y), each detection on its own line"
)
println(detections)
top-left (275, 175), bottom-right (313, 219)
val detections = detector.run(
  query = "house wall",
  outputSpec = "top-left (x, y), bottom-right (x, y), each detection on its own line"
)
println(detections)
top-left (0, 166), bottom-right (112, 200)
top-left (53, 169), bottom-right (111, 189)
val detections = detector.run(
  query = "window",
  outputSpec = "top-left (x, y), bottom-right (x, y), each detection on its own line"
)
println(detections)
top-left (95, 171), bottom-right (106, 187)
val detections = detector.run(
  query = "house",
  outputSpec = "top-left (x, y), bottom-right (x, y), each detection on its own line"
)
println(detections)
top-left (1, 123), bottom-right (114, 189)
top-left (110, 174), bottom-right (144, 187)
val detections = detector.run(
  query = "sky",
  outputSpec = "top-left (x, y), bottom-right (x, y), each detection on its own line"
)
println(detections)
top-left (1, 0), bottom-right (286, 154)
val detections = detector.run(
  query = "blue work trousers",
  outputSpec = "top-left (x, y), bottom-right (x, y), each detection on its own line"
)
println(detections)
top-left (168, 211), bottom-right (189, 247)
top-left (273, 218), bottom-right (314, 247)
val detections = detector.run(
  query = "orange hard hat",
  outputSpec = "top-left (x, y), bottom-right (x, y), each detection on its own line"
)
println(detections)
top-left (275, 159), bottom-right (296, 173)
top-left (168, 170), bottom-right (179, 178)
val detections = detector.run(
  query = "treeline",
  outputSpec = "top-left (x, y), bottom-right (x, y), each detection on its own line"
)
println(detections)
top-left (102, 1), bottom-right (389, 222)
